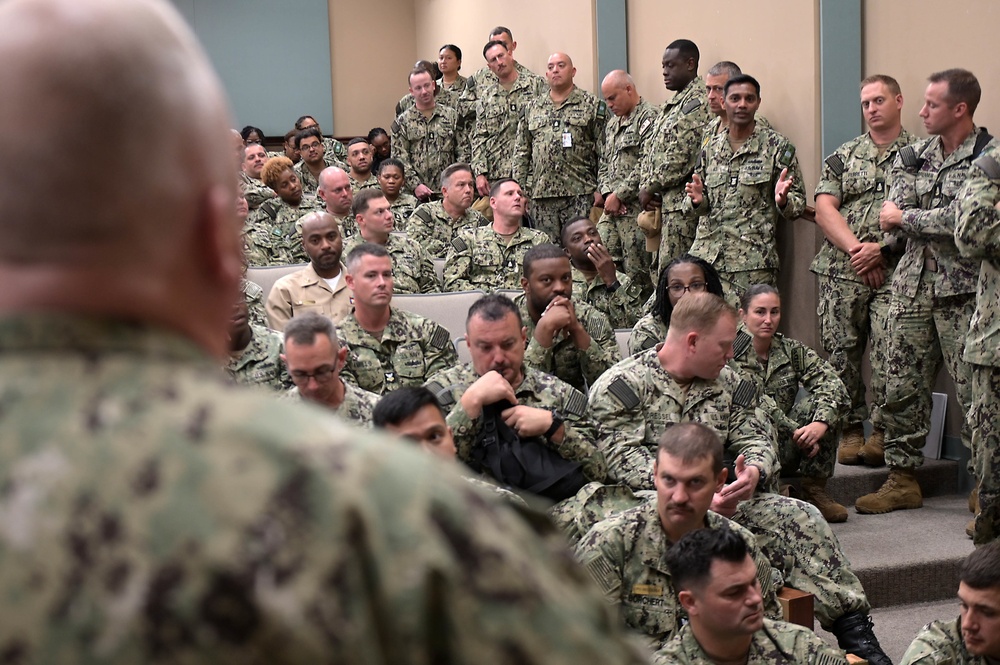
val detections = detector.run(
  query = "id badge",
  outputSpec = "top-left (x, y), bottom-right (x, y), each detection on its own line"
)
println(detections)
top-left (562, 132), bottom-right (573, 148)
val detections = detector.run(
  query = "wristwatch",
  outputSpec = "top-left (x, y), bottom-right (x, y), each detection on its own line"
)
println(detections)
top-left (544, 410), bottom-right (565, 440)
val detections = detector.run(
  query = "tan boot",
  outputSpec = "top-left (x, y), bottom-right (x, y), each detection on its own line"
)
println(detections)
top-left (802, 477), bottom-right (848, 523)
top-left (838, 425), bottom-right (866, 465)
top-left (855, 468), bottom-right (923, 514)
top-left (967, 519), bottom-right (976, 539)
top-left (858, 429), bottom-right (886, 467)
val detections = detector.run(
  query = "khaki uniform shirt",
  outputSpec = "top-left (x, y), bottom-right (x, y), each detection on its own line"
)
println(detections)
top-left (265, 263), bottom-right (353, 330)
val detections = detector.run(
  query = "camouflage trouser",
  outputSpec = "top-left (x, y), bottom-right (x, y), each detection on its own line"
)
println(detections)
top-left (816, 275), bottom-right (893, 430)
top-left (530, 195), bottom-right (593, 243)
top-left (970, 365), bottom-right (1000, 545)
top-left (597, 209), bottom-right (653, 290)
top-left (778, 395), bottom-right (839, 479)
top-left (655, 209), bottom-right (698, 275)
top-left (735, 493), bottom-right (870, 629)
top-left (882, 279), bottom-right (975, 470)
top-left (717, 269), bottom-right (777, 309)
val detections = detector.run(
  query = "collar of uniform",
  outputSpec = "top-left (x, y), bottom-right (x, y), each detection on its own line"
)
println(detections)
top-left (0, 314), bottom-right (213, 364)
top-left (937, 125), bottom-right (985, 168)
top-left (718, 122), bottom-right (766, 158)
top-left (665, 76), bottom-right (706, 109)
top-left (512, 364), bottom-right (552, 396)
top-left (299, 262), bottom-right (346, 293)
top-left (632, 501), bottom-right (675, 573)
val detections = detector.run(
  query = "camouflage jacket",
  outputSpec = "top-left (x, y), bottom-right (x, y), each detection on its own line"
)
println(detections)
top-left (687, 123), bottom-right (806, 272)
top-left (294, 160), bottom-right (325, 197)
top-left (241, 278), bottom-right (268, 328)
top-left (225, 323), bottom-right (293, 392)
top-left (572, 266), bottom-right (646, 329)
top-left (655, 619), bottom-right (846, 665)
top-left (471, 71), bottom-right (548, 181)
top-left (240, 171), bottom-right (276, 210)
top-left (392, 103), bottom-right (462, 193)
top-left (338, 306), bottom-right (457, 395)
top-left (626, 313), bottom-right (666, 357)
top-left (888, 127), bottom-right (988, 298)
top-left (812, 128), bottom-right (918, 282)
top-left (322, 136), bottom-right (348, 164)
top-left (389, 192), bottom-right (420, 232)
top-left (598, 98), bottom-right (660, 205)
top-left (342, 233), bottom-right (439, 294)
top-left (425, 363), bottom-right (606, 482)
top-left (265, 263), bottom-right (353, 330)
top-left (443, 223), bottom-right (549, 292)
top-left (514, 86), bottom-right (608, 199)
top-left (955, 139), bottom-right (1000, 367)
top-left (349, 172), bottom-right (380, 195)
top-left (587, 348), bottom-right (777, 490)
top-left (408, 200), bottom-right (488, 258)
top-left (640, 78), bottom-right (713, 213)
top-left (285, 381), bottom-right (379, 427)
top-left (0, 314), bottom-right (650, 664)
top-left (575, 503), bottom-right (780, 652)
top-left (728, 328), bottom-right (849, 433)
top-left (515, 293), bottom-right (621, 393)
top-left (900, 618), bottom-right (984, 665)
top-left (245, 196), bottom-right (322, 266)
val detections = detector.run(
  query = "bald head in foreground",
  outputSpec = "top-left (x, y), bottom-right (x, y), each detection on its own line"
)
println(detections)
top-left (0, 1), bottom-right (648, 662)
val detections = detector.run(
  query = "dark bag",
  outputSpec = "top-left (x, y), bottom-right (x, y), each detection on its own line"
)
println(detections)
top-left (472, 400), bottom-right (588, 501)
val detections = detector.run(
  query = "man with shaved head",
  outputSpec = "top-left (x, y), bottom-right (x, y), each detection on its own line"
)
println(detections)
top-left (514, 52), bottom-right (608, 242)
top-left (0, 1), bottom-right (652, 661)
top-left (316, 165), bottom-right (357, 237)
top-left (598, 69), bottom-right (658, 291)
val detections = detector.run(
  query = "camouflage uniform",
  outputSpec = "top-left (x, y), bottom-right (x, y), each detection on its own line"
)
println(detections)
top-left (338, 306), bottom-right (458, 395)
top-left (443, 223), bottom-right (549, 292)
top-left (322, 136), bottom-right (347, 165)
top-left (392, 103), bottom-right (462, 194)
top-left (655, 619), bottom-right (848, 665)
top-left (349, 172), bottom-right (380, 195)
top-left (572, 266), bottom-right (646, 329)
top-left (425, 363), bottom-right (606, 483)
top-left (0, 314), bottom-right (648, 664)
top-left (626, 313), bottom-right (666, 357)
top-left (408, 200), bottom-right (487, 258)
top-left (245, 196), bottom-right (322, 266)
top-left (598, 98), bottom-right (659, 282)
top-left (293, 160), bottom-right (325, 197)
top-left (471, 70), bottom-right (547, 183)
top-left (514, 86), bottom-right (608, 241)
top-left (514, 292), bottom-right (621, 393)
top-left (575, 504), bottom-right (780, 651)
top-left (464, 63), bottom-right (545, 166)
top-left (587, 349), bottom-right (777, 491)
top-left (265, 263), bottom-right (353, 330)
top-left (225, 323), bottom-right (292, 392)
top-left (240, 171), bottom-right (275, 210)
top-left (241, 278), bottom-right (267, 328)
top-left (900, 618), bottom-right (983, 665)
top-left (686, 124), bottom-right (806, 304)
top-left (880, 128), bottom-right (985, 470)
top-left (639, 78), bottom-right (713, 272)
top-left (813, 129), bottom-right (917, 430)
top-left (286, 381), bottom-right (379, 427)
top-left (342, 233), bottom-right (439, 294)
top-left (955, 140), bottom-right (1000, 544)
top-left (728, 328), bottom-right (849, 479)
top-left (330, 212), bottom-right (357, 240)
top-left (388, 192), bottom-right (420, 232)
top-left (395, 87), bottom-right (459, 119)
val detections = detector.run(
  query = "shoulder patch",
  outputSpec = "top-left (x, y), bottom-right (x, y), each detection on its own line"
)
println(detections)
top-left (390, 119), bottom-right (401, 135)
top-left (733, 330), bottom-right (753, 358)
top-left (681, 98), bottom-right (701, 114)
top-left (824, 154), bottom-right (845, 176)
top-left (639, 117), bottom-right (654, 134)
top-left (595, 100), bottom-right (608, 122)
top-left (429, 325), bottom-right (451, 350)
top-left (261, 200), bottom-right (279, 221)
top-left (732, 379), bottom-right (757, 408)
top-left (413, 206), bottom-right (433, 225)
top-left (565, 389), bottom-right (587, 418)
top-left (608, 377), bottom-right (640, 409)
top-left (426, 380), bottom-right (455, 408)
top-left (583, 309), bottom-right (610, 338)
top-left (450, 236), bottom-right (468, 253)
top-left (974, 153), bottom-right (1000, 180)
top-left (640, 335), bottom-right (657, 351)
top-left (777, 143), bottom-right (796, 168)
top-left (584, 554), bottom-right (621, 595)
top-left (789, 346), bottom-right (806, 374)
top-left (898, 144), bottom-right (922, 170)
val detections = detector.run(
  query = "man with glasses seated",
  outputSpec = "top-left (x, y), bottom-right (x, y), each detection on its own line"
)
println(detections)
top-left (294, 126), bottom-right (346, 197)
top-left (281, 311), bottom-right (378, 425)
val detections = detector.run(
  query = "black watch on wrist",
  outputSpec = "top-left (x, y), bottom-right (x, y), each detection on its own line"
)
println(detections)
top-left (545, 410), bottom-right (565, 439)
top-left (607, 280), bottom-right (621, 292)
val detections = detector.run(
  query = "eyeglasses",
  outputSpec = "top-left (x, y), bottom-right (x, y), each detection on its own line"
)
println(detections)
top-left (290, 364), bottom-right (336, 384)
top-left (667, 281), bottom-right (707, 296)
top-left (300, 142), bottom-right (323, 152)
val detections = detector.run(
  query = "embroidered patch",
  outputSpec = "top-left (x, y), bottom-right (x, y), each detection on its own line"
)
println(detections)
top-left (825, 154), bottom-right (845, 176)
top-left (608, 377), bottom-right (640, 409)
top-left (732, 379), bottom-right (757, 407)
top-left (430, 325), bottom-right (451, 350)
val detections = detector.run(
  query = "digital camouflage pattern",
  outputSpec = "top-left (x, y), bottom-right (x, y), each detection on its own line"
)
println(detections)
top-left (626, 312), bottom-right (666, 357)
top-left (349, 173), bottom-right (380, 195)
top-left (881, 129), bottom-right (984, 469)
top-left (338, 306), bottom-right (457, 396)
top-left (728, 328), bottom-right (849, 479)
top-left (639, 78), bottom-right (713, 271)
top-left (514, 292), bottom-right (620, 393)
top-left (425, 363), bottom-right (606, 483)
top-left (342, 233), bottom-right (439, 294)
top-left (408, 200), bottom-right (488, 258)
top-left (391, 103), bottom-right (462, 194)
top-left (575, 503), bottom-right (780, 652)
top-left (322, 136), bottom-right (347, 164)
top-left (654, 619), bottom-right (848, 665)
top-left (293, 160), bottom-right (326, 198)
top-left (443, 223), bottom-right (548, 292)
top-left (244, 196), bottom-right (322, 266)
top-left (530, 194), bottom-right (595, 244)
top-left (240, 170), bottom-right (276, 210)
top-left (900, 618), bottom-right (984, 665)
top-left (285, 380), bottom-right (379, 427)
top-left (264, 263), bottom-right (353, 330)
top-left (954, 139), bottom-right (1000, 544)
top-left (587, 349), bottom-right (777, 491)
top-left (225, 323), bottom-right (293, 392)
top-left (0, 314), bottom-right (649, 664)
top-left (387, 191), bottom-right (420, 232)
top-left (572, 266), bottom-right (646, 330)
top-left (813, 129), bottom-right (917, 429)
top-left (241, 278), bottom-right (268, 328)
top-left (470, 71), bottom-right (547, 182)
top-left (330, 212), bottom-right (357, 240)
